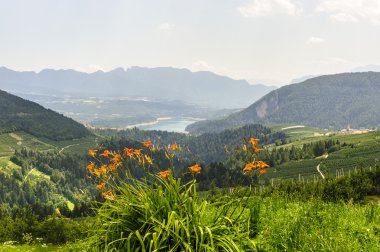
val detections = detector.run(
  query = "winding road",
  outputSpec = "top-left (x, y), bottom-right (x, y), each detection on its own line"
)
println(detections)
top-left (316, 154), bottom-right (329, 179)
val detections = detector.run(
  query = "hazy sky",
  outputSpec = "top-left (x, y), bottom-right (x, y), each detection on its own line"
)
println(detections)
top-left (1, 0), bottom-right (380, 85)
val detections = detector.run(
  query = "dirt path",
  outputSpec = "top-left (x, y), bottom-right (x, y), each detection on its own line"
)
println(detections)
top-left (58, 139), bottom-right (98, 154)
top-left (9, 133), bottom-right (23, 141)
top-left (317, 154), bottom-right (329, 179)
top-left (59, 143), bottom-right (84, 154)
top-left (9, 133), bottom-right (23, 145)
top-left (23, 168), bottom-right (35, 182)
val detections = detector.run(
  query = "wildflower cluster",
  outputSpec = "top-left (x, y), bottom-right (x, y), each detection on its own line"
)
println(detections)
top-left (240, 137), bottom-right (270, 175)
top-left (243, 160), bottom-right (270, 174)
top-left (243, 138), bottom-right (270, 175)
top-left (87, 141), bottom-right (202, 199)
top-left (86, 136), bottom-right (270, 251)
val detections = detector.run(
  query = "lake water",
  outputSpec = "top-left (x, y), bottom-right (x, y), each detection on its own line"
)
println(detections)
top-left (138, 117), bottom-right (202, 133)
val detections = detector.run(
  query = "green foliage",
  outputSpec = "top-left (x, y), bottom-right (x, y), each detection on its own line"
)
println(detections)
top-left (0, 206), bottom-right (90, 244)
top-left (87, 177), bottom-right (257, 251)
top-left (0, 89), bottom-right (90, 140)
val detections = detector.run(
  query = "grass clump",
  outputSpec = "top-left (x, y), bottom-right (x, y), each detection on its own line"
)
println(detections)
top-left (87, 177), bottom-right (256, 251)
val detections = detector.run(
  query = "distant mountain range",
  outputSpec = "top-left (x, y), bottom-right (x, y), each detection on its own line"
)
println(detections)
top-left (186, 72), bottom-right (380, 135)
top-left (351, 65), bottom-right (380, 73)
top-left (0, 89), bottom-right (90, 140)
top-left (0, 66), bottom-right (275, 109)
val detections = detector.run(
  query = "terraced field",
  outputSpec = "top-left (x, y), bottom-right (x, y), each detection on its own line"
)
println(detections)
top-left (0, 131), bottom-right (100, 157)
top-left (266, 129), bottom-right (380, 181)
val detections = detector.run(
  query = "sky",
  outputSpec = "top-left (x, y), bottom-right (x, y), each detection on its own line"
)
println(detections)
top-left (1, 0), bottom-right (380, 85)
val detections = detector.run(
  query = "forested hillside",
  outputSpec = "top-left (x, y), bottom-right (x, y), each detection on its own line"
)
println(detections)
top-left (97, 124), bottom-right (286, 163)
top-left (0, 89), bottom-right (90, 140)
top-left (0, 149), bottom-right (94, 217)
top-left (187, 72), bottom-right (380, 134)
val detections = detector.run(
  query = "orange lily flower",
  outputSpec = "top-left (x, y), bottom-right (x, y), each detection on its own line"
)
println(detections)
top-left (170, 143), bottom-right (180, 151)
top-left (243, 160), bottom-right (270, 173)
top-left (111, 153), bottom-right (122, 163)
top-left (253, 147), bottom-right (263, 153)
top-left (158, 170), bottom-right (172, 179)
top-left (86, 162), bottom-right (95, 172)
top-left (94, 165), bottom-right (107, 177)
top-left (189, 164), bottom-right (202, 174)
top-left (249, 138), bottom-right (260, 146)
top-left (124, 148), bottom-right (134, 157)
top-left (142, 140), bottom-right (153, 148)
top-left (108, 163), bottom-right (118, 172)
top-left (93, 169), bottom-right (101, 176)
top-left (100, 150), bottom-right (113, 158)
top-left (243, 163), bottom-right (254, 172)
top-left (258, 169), bottom-right (267, 175)
top-left (88, 149), bottom-right (98, 157)
top-left (257, 161), bottom-right (270, 168)
top-left (96, 183), bottom-right (106, 190)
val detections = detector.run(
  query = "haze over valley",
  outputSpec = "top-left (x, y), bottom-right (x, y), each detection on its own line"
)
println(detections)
top-left (0, 66), bottom-right (273, 131)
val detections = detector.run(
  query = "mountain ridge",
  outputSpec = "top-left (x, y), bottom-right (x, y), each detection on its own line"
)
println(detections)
top-left (186, 72), bottom-right (380, 134)
top-left (0, 66), bottom-right (275, 109)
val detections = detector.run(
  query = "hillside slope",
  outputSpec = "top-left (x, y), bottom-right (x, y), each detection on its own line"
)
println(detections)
top-left (0, 89), bottom-right (90, 140)
top-left (187, 72), bottom-right (380, 134)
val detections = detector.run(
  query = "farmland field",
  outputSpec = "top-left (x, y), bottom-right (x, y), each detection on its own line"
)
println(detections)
top-left (0, 131), bottom-right (100, 157)
top-left (265, 129), bottom-right (380, 180)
